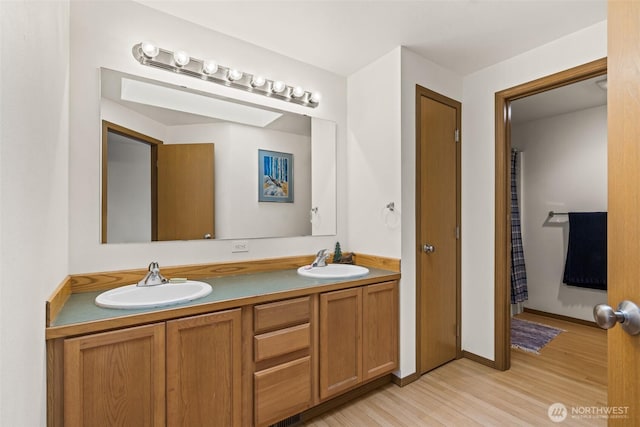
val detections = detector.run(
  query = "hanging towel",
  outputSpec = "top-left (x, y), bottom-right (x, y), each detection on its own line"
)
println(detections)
top-left (563, 212), bottom-right (607, 290)
top-left (510, 150), bottom-right (528, 304)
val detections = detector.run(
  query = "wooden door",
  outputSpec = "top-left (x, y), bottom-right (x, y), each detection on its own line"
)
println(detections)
top-left (157, 143), bottom-right (215, 241)
top-left (319, 288), bottom-right (362, 400)
top-left (417, 87), bottom-right (461, 374)
top-left (63, 324), bottom-right (165, 427)
top-left (166, 309), bottom-right (242, 427)
top-left (608, 1), bottom-right (640, 422)
top-left (362, 281), bottom-right (399, 380)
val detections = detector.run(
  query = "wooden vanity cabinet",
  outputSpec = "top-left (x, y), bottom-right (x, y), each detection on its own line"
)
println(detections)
top-left (319, 281), bottom-right (398, 400)
top-left (52, 275), bottom-right (399, 427)
top-left (253, 297), bottom-right (313, 427)
top-left (63, 323), bottom-right (166, 427)
top-left (61, 309), bottom-right (242, 427)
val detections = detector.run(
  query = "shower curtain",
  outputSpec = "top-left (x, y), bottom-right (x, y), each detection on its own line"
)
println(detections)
top-left (510, 149), bottom-right (528, 305)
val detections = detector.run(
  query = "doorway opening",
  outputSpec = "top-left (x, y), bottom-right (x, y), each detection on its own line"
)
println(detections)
top-left (494, 58), bottom-right (607, 371)
top-left (415, 85), bottom-right (462, 375)
top-left (101, 121), bottom-right (162, 243)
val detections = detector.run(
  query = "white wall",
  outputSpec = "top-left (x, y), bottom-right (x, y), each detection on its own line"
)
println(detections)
top-left (399, 48), bottom-right (463, 376)
top-left (461, 21), bottom-right (607, 360)
top-left (311, 118), bottom-right (337, 236)
top-left (347, 47), bottom-right (464, 378)
top-left (107, 134), bottom-right (152, 243)
top-left (0, 1), bottom-right (70, 425)
top-left (70, 1), bottom-right (347, 273)
top-left (347, 48), bottom-right (402, 258)
top-left (512, 105), bottom-right (607, 321)
top-left (166, 123), bottom-right (312, 239)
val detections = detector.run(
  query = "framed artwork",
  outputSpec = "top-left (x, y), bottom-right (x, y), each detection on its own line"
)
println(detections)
top-left (258, 149), bottom-right (293, 202)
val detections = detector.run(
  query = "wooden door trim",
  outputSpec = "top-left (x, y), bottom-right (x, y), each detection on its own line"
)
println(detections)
top-left (415, 85), bottom-right (462, 375)
top-left (494, 57), bottom-right (607, 371)
top-left (101, 121), bottom-right (163, 243)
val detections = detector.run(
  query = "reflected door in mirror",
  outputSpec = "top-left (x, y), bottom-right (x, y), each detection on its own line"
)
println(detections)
top-left (157, 144), bottom-right (215, 240)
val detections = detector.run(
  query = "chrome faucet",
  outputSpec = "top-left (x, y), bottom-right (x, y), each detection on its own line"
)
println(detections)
top-left (311, 249), bottom-right (329, 267)
top-left (137, 261), bottom-right (169, 287)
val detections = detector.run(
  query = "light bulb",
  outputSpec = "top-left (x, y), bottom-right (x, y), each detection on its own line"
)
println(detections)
top-left (140, 41), bottom-right (159, 58)
top-left (227, 69), bottom-right (243, 81)
top-left (272, 80), bottom-right (286, 94)
top-left (173, 50), bottom-right (190, 67)
top-left (202, 60), bottom-right (218, 75)
top-left (291, 86), bottom-right (305, 98)
top-left (310, 92), bottom-right (322, 103)
top-left (251, 75), bottom-right (266, 88)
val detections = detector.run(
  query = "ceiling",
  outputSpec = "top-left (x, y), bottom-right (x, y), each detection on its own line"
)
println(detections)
top-left (136, 0), bottom-right (606, 77)
top-left (511, 75), bottom-right (607, 124)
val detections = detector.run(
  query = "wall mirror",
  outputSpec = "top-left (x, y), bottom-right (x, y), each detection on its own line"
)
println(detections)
top-left (100, 68), bottom-right (336, 243)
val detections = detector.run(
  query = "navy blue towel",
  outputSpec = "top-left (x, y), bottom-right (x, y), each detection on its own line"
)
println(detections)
top-left (563, 212), bottom-right (607, 290)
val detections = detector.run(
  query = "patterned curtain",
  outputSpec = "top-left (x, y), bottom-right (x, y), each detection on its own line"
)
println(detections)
top-left (511, 150), bottom-right (528, 304)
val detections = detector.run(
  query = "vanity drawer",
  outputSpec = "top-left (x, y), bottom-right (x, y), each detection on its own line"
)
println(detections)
top-left (254, 323), bottom-right (310, 362)
top-left (254, 296), bottom-right (310, 333)
top-left (254, 356), bottom-right (312, 427)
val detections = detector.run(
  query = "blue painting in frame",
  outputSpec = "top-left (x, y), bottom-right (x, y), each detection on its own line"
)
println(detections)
top-left (258, 149), bottom-right (294, 202)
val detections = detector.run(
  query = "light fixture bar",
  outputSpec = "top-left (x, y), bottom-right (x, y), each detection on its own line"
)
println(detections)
top-left (132, 42), bottom-right (320, 108)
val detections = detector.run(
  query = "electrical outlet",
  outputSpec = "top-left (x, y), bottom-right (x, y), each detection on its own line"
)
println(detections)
top-left (231, 240), bottom-right (249, 253)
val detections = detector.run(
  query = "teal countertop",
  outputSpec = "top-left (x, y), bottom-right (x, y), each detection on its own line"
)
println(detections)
top-left (51, 267), bottom-right (399, 330)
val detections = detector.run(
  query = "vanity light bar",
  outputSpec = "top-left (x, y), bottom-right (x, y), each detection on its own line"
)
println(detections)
top-left (132, 42), bottom-right (320, 108)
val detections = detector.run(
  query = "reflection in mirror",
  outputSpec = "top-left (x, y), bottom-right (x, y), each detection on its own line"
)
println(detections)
top-left (100, 68), bottom-right (336, 243)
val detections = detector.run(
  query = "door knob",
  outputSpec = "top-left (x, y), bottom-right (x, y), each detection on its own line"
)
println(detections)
top-left (593, 301), bottom-right (640, 336)
top-left (422, 244), bottom-right (435, 253)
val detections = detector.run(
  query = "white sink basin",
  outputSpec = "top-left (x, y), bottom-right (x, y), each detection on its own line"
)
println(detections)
top-left (297, 264), bottom-right (369, 279)
top-left (95, 281), bottom-right (212, 309)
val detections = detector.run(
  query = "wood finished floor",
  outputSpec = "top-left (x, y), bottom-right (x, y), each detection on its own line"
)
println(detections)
top-left (305, 313), bottom-right (607, 426)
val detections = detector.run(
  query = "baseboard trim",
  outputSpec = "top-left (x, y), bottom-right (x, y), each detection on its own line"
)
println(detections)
top-left (523, 307), bottom-right (599, 328)
top-left (463, 350), bottom-right (497, 369)
top-left (391, 372), bottom-right (420, 387)
top-left (300, 375), bottom-right (392, 422)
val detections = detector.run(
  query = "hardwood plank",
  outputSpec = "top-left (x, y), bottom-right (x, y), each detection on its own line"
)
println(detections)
top-left (306, 313), bottom-right (606, 426)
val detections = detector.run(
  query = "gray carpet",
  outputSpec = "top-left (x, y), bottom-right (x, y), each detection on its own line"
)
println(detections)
top-left (511, 317), bottom-right (564, 354)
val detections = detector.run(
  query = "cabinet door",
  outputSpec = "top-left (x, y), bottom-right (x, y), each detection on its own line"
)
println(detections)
top-left (63, 323), bottom-right (165, 427)
top-left (319, 287), bottom-right (362, 400)
top-left (254, 356), bottom-right (312, 427)
top-left (363, 281), bottom-right (399, 380)
top-left (166, 309), bottom-right (242, 427)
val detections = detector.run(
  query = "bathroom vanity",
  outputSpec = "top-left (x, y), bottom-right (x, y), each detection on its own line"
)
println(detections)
top-left (45, 255), bottom-right (400, 427)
